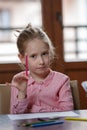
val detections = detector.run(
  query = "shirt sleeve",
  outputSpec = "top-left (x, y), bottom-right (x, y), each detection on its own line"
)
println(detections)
top-left (49, 77), bottom-right (74, 112)
top-left (10, 85), bottom-right (30, 114)
top-left (56, 77), bottom-right (74, 111)
top-left (10, 72), bottom-right (31, 114)
top-left (36, 77), bottom-right (74, 112)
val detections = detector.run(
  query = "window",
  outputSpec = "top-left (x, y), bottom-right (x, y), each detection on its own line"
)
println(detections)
top-left (0, 0), bottom-right (42, 63)
top-left (62, 0), bottom-right (87, 62)
top-left (0, 9), bottom-right (10, 42)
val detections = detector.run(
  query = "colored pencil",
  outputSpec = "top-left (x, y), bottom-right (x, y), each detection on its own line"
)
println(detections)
top-left (25, 54), bottom-right (28, 76)
top-left (65, 117), bottom-right (87, 121)
top-left (22, 120), bottom-right (64, 127)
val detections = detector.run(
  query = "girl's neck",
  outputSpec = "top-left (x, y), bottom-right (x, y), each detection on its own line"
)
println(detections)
top-left (30, 69), bottom-right (50, 83)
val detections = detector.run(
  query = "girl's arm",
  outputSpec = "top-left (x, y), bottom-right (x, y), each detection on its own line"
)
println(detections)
top-left (10, 72), bottom-right (30, 114)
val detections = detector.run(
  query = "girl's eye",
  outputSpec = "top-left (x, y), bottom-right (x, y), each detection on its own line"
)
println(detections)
top-left (31, 55), bottom-right (36, 58)
top-left (42, 52), bottom-right (49, 56)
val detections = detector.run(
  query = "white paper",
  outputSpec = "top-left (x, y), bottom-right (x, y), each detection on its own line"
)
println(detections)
top-left (8, 111), bottom-right (79, 120)
top-left (81, 81), bottom-right (87, 92)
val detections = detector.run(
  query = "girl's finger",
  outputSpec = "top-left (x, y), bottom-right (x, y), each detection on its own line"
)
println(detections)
top-left (5, 82), bottom-right (18, 88)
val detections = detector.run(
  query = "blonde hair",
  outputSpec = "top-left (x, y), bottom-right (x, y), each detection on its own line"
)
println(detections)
top-left (16, 24), bottom-right (55, 61)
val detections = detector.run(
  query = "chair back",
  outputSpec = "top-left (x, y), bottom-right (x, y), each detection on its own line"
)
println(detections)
top-left (0, 84), bottom-right (11, 114)
top-left (70, 80), bottom-right (80, 110)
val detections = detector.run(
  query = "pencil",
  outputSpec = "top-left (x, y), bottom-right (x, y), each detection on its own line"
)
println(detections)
top-left (22, 120), bottom-right (64, 127)
top-left (65, 117), bottom-right (87, 121)
top-left (22, 120), bottom-right (54, 127)
top-left (31, 120), bottom-right (64, 127)
top-left (25, 54), bottom-right (28, 76)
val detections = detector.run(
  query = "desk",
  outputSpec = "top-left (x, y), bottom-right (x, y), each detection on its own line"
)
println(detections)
top-left (0, 110), bottom-right (87, 130)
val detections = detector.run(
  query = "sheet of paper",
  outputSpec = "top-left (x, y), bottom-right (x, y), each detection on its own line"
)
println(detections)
top-left (8, 111), bottom-right (79, 120)
top-left (81, 81), bottom-right (87, 92)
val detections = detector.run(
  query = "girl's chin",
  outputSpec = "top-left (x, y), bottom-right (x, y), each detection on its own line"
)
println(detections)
top-left (37, 69), bottom-right (50, 75)
top-left (37, 68), bottom-right (49, 72)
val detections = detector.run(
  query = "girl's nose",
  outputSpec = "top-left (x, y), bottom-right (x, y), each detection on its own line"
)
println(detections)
top-left (38, 56), bottom-right (44, 64)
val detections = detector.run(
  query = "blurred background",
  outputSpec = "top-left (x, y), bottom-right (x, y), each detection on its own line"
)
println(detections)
top-left (0, 0), bottom-right (87, 109)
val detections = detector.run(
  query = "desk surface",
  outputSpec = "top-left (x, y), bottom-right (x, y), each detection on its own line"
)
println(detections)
top-left (0, 110), bottom-right (87, 130)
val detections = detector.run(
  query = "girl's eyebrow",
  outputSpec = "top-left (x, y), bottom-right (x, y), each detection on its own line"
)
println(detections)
top-left (29, 49), bottom-right (49, 56)
top-left (41, 50), bottom-right (49, 53)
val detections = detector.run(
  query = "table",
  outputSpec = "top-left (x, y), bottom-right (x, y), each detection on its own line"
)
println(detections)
top-left (0, 110), bottom-right (87, 130)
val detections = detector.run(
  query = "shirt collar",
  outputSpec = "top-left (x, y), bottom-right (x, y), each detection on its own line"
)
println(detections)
top-left (27, 69), bottom-right (54, 86)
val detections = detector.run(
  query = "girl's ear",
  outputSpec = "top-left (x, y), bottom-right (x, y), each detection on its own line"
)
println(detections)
top-left (18, 54), bottom-right (25, 65)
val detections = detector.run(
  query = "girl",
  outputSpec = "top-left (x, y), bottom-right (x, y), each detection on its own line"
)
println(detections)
top-left (10, 24), bottom-right (74, 114)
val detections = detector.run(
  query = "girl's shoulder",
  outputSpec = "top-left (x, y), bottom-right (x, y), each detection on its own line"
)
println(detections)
top-left (50, 70), bottom-right (70, 86)
top-left (51, 70), bottom-right (69, 80)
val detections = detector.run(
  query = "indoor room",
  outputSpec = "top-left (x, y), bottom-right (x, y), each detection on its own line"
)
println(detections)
top-left (0, 0), bottom-right (87, 130)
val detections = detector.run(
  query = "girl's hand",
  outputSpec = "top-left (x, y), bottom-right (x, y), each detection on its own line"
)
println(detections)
top-left (6, 73), bottom-right (28, 99)
top-left (12, 73), bottom-right (28, 92)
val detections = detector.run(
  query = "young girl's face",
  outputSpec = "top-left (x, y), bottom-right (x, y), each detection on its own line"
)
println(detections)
top-left (23, 39), bottom-right (51, 78)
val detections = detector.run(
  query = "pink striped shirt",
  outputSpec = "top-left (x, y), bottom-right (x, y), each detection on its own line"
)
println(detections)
top-left (10, 70), bottom-right (74, 114)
